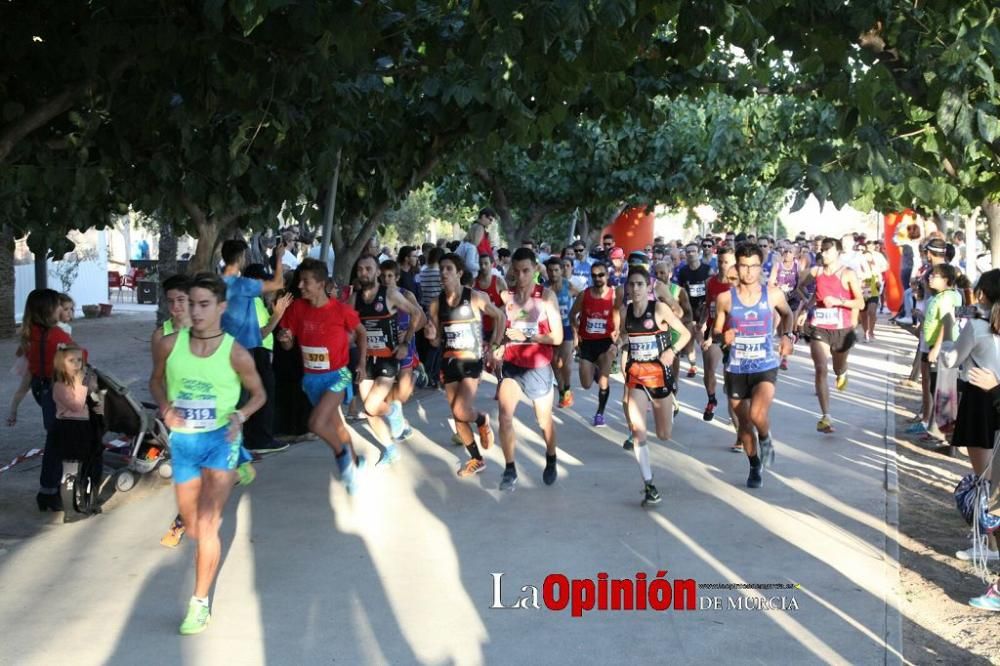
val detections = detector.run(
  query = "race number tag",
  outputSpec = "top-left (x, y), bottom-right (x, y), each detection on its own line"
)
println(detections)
top-left (585, 317), bottom-right (607, 335)
top-left (629, 338), bottom-right (659, 362)
top-left (813, 308), bottom-right (840, 327)
top-left (300, 345), bottom-right (331, 371)
top-left (445, 324), bottom-right (476, 350)
top-left (510, 320), bottom-right (538, 342)
top-left (173, 399), bottom-right (217, 430)
top-left (688, 282), bottom-right (706, 298)
top-left (733, 335), bottom-right (766, 361)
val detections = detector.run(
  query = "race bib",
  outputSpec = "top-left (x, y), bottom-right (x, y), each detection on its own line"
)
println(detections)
top-left (301, 345), bottom-right (331, 371)
top-left (173, 398), bottom-right (217, 430)
top-left (444, 324), bottom-right (476, 350)
top-left (585, 317), bottom-right (607, 335)
top-left (813, 307), bottom-right (840, 327)
top-left (688, 282), bottom-right (706, 298)
top-left (780, 283), bottom-right (793, 294)
top-left (733, 335), bottom-right (767, 361)
top-left (510, 320), bottom-right (538, 342)
top-left (629, 338), bottom-right (659, 362)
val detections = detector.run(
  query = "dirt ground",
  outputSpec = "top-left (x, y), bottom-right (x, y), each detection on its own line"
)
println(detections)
top-left (894, 375), bottom-right (1000, 664)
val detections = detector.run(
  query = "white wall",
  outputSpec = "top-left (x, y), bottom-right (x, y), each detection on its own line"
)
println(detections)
top-left (13, 229), bottom-right (109, 323)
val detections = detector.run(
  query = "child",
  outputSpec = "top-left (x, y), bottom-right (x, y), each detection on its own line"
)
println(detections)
top-left (51, 344), bottom-right (103, 518)
top-left (920, 264), bottom-right (962, 443)
top-left (56, 293), bottom-right (75, 336)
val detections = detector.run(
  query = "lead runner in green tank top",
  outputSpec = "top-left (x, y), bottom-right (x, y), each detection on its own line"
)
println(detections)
top-left (148, 273), bottom-right (267, 636)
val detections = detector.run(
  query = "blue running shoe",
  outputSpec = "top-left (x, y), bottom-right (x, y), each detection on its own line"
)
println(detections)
top-left (969, 584), bottom-right (1000, 611)
top-left (379, 443), bottom-right (401, 466)
top-left (341, 455), bottom-right (367, 495)
top-left (386, 400), bottom-right (405, 439)
top-left (904, 421), bottom-right (927, 434)
top-left (395, 424), bottom-right (414, 442)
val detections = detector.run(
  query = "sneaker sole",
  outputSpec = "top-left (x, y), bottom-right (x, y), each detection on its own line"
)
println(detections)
top-left (458, 465), bottom-right (486, 477)
top-left (968, 598), bottom-right (1000, 611)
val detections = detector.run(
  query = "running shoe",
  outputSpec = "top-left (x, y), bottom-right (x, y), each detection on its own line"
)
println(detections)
top-left (395, 424), bottom-right (414, 442)
top-left (457, 458), bottom-right (486, 477)
top-left (451, 432), bottom-right (465, 446)
top-left (969, 584), bottom-right (1000, 611)
top-left (686, 365), bottom-right (697, 378)
top-left (730, 441), bottom-right (743, 453)
top-left (179, 600), bottom-right (211, 635)
top-left (558, 389), bottom-right (574, 408)
top-left (379, 444), bottom-right (401, 466)
top-left (593, 413), bottom-right (606, 428)
top-left (779, 358), bottom-right (788, 371)
top-left (816, 416), bottom-right (834, 433)
top-left (160, 518), bottom-right (185, 548)
top-left (747, 464), bottom-right (763, 489)
top-left (673, 401), bottom-right (680, 418)
top-left (478, 414), bottom-right (494, 449)
top-left (386, 400), bottom-right (405, 438)
top-left (611, 359), bottom-right (619, 375)
top-left (955, 538), bottom-right (1000, 561)
top-left (236, 461), bottom-right (256, 486)
top-left (499, 468), bottom-right (518, 492)
top-left (702, 400), bottom-right (716, 422)
top-left (542, 459), bottom-right (558, 485)
top-left (641, 482), bottom-right (662, 506)
top-left (759, 435), bottom-right (775, 469)
top-left (623, 436), bottom-right (634, 451)
top-left (904, 421), bottom-right (927, 434)
top-left (835, 373), bottom-right (848, 391)
top-left (342, 455), bottom-right (367, 495)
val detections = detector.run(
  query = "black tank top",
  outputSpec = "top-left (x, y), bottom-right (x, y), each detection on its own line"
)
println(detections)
top-left (624, 301), bottom-right (670, 363)
top-left (355, 286), bottom-right (398, 358)
top-left (438, 287), bottom-right (482, 360)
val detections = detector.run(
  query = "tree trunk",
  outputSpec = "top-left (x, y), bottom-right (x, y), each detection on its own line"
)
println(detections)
top-left (983, 199), bottom-right (1000, 270)
top-left (0, 225), bottom-right (16, 338)
top-left (155, 218), bottom-right (178, 326)
top-left (188, 218), bottom-right (222, 274)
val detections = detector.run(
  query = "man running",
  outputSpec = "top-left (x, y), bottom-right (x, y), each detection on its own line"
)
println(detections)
top-left (149, 273), bottom-right (267, 634)
top-left (768, 244), bottom-right (801, 370)
top-left (677, 242), bottom-right (713, 378)
top-left (496, 248), bottom-right (564, 491)
top-left (380, 260), bottom-right (426, 413)
top-left (569, 261), bottom-right (620, 427)
top-left (353, 255), bottom-right (423, 463)
top-left (476, 252), bottom-right (507, 357)
top-left (546, 257), bottom-right (578, 407)
top-left (429, 253), bottom-right (506, 476)
top-left (713, 245), bottom-right (795, 488)
top-left (798, 238), bottom-right (864, 433)
top-left (619, 265), bottom-right (691, 506)
top-left (276, 259), bottom-right (367, 488)
top-left (698, 246), bottom-right (736, 422)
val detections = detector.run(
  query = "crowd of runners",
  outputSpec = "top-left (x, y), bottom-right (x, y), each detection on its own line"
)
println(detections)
top-left (11, 208), bottom-right (1000, 632)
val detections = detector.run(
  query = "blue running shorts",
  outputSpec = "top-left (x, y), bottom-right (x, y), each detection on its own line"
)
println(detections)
top-left (170, 425), bottom-right (242, 484)
top-left (302, 367), bottom-right (354, 406)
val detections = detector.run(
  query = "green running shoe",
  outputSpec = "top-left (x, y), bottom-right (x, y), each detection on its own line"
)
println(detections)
top-left (179, 600), bottom-right (211, 635)
top-left (236, 461), bottom-right (256, 487)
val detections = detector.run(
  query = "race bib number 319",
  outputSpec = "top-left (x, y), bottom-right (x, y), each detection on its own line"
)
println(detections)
top-left (174, 399), bottom-right (217, 430)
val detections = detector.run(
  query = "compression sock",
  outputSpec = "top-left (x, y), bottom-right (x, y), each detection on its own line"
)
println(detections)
top-left (505, 462), bottom-right (517, 476)
top-left (474, 413), bottom-right (486, 427)
top-left (633, 442), bottom-right (652, 482)
top-left (748, 454), bottom-right (761, 468)
top-left (707, 392), bottom-right (716, 403)
top-left (466, 443), bottom-right (483, 461)
top-left (597, 387), bottom-right (610, 415)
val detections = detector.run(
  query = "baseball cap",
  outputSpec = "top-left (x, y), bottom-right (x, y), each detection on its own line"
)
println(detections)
top-left (627, 251), bottom-right (649, 265)
top-left (609, 247), bottom-right (625, 260)
top-left (926, 238), bottom-right (948, 255)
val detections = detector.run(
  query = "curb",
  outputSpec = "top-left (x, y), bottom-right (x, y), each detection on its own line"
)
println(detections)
top-left (883, 350), bottom-right (903, 666)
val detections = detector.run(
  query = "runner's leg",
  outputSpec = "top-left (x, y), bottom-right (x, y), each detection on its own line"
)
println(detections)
top-left (192, 468), bottom-right (235, 598)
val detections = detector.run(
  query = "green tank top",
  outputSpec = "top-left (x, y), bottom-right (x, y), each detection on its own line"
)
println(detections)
top-left (162, 319), bottom-right (175, 336)
top-left (254, 297), bottom-right (273, 351)
top-left (166, 328), bottom-right (240, 433)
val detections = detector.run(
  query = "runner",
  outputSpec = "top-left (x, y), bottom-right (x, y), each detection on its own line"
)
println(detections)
top-left (148, 273), bottom-right (267, 635)
top-left (698, 246), bottom-right (736, 421)
top-left (496, 248), bottom-right (564, 491)
top-left (154, 274), bottom-right (258, 549)
top-left (569, 261), bottom-right (620, 427)
top-left (712, 245), bottom-right (795, 488)
top-left (380, 260), bottom-right (426, 414)
top-left (619, 265), bottom-right (691, 506)
top-left (654, 259), bottom-right (693, 411)
top-left (676, 242), bottom-right (713, 378)
top-left (429, 253), bottom-right (506, 477)
top-left (768, 244), bottom-right (800, 370)
top-left (545, 257), bottom-right (578, 408)
top-left (797, 237), bottom-right (864, 434)
top-left (353, 255), bottom-right (424, 463)
top-left (476, 252), bottom-right (507, 358)
top-left (276, 258), bottom-right (367, 490)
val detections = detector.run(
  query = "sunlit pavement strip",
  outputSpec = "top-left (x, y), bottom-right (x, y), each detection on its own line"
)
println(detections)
top-left (0, 323), bottom-right (910, 665)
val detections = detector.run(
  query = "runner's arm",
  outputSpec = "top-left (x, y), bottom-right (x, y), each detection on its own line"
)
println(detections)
top-left (427, 300), bottom-right (440, 347)
top-left (473, 291), bottom-right (507, 347)
top-left (837, 270), bottom-right (866, 311)
top-left (539, 290), bottom-right (564, 347)
top-left (658, 301), bottom-right (691, 352)
top-left (148, 334), bottom-right (178, 416)
top-left (389, 288), bottom-right (422, 345)
top-left (353, 323), bottom-right (368, 381)
top-left (231, 342), bottom-right (266, 423)
top-left (712, 292), bottom-right (731, 338)
top-left (568, 291), bottom-right (584, 333)
top-left (261, 294), bottom-right (293, 340)
top-left (611, 290), bottom-right (622, 342)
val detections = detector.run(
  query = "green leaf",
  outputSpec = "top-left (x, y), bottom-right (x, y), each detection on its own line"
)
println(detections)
top-left (977, 109), bottom-right (1000, 144)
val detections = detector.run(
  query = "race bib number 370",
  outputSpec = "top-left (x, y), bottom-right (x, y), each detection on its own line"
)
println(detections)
top-left (301, 345), bottom-right (331, 371)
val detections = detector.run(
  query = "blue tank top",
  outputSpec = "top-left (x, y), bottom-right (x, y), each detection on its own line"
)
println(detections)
top-left (398, 289), bottom-right (417, 365)
top-left (726, 286), bottom-right (779, 374)
top-left (556, 282), bottom-right (572, 327)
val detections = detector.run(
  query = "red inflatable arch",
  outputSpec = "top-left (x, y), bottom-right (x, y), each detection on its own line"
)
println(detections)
top-left (602, 206), bottom-right (655, 255)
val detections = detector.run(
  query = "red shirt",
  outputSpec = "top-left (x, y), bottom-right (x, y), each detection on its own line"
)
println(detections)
top-left (578, 288), bottom-right (616, 340)
top-left (27, 324), bottom-right (84, 378)
top-left (478, 276), bottom-right (503, 334)
top-left (282, 298), bottom-right (361, 373)
top-left (477, 228), bottom-right (492, 257)
top-left (705, 276), bottom-right (731, 324)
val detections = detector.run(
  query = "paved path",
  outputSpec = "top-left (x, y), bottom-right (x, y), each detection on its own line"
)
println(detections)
top-left (0, 321), bottom-right (919, 665)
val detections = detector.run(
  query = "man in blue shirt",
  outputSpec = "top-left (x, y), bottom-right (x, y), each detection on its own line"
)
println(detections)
top-left (221, 239), bottom-right (288, 452)
top-left (571, 241), bottom-right (593, 288)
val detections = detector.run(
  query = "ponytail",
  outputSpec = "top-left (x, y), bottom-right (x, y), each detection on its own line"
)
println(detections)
top-left (991, 302), bottom-right (1000, 337)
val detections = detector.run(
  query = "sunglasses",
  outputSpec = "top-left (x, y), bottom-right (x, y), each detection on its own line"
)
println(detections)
top-left (591, 272), bottom-right (607, 278)
top-left (574, 248), bottom-right (585, 253)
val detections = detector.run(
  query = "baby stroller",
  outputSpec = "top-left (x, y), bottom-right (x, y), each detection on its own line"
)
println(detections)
top-left (94, 367), bottom-right (172, 492)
